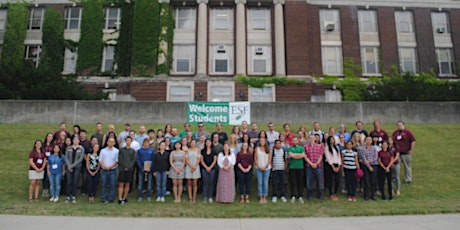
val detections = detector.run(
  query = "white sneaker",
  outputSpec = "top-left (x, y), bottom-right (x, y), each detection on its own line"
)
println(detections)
top-left (54, 196), bottom-right (59, 202)
top-left (165, 191), bottom-right (171, 196)
top-left (156, 197), bottom-right (161, 202)
top-left (160, 197), bottom-right (165, 202)
top-left (50, 197), bottom-right (55, 202)
top-left (280, 196), bottom-right (287, 203)
top-left (72, 197), bottom-right (76, 204)
top-left (298, 197), bottom-right (304, 204)
top-left (272, 196), bottom-right (277, 203)
top-left (208, 197), bottom-right (213, 203)
top-left (290, 196), bottom-right (296, 203)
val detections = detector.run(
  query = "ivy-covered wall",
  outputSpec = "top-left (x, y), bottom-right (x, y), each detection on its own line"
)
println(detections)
top-left (76, 0), bottom-right (104, 75)
top-left (115, 0), bottom-right (134, 76)
top-left (41, 8), bottom-right (65, 74)
top-left (0, 2), bottom-right (27, 69)
top-left (156, 2), bottom-right (174, 75)
top-left (131, 0), bottom-right (160, 76)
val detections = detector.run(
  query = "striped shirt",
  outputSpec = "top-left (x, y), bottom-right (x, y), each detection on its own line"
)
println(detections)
top-left (272, 148), bottom-right (286, 171)
top-left (341, 149), bottom-right (358, 170)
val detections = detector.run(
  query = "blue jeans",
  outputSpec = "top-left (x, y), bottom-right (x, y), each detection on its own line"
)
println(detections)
top-left (49, 172), bottom-right (62, 197)
top-left (201, 168), bottom-right (215, 199)
top-left (66, 167), bottom-right (81, 197)
top-left (155, 171), bottom-right (167, 197)
top-left (138, 171), bottom-right (153, 198)
top-left (256, 168), bottom-right (271, 196)
top-left (101, 169), bottom-right (116, 202)
top-left (306, 167), bottom-right (323, 199)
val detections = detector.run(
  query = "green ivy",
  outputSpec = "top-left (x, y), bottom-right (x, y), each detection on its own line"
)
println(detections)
top-left (131, 0), bottom-right (160, 76)
top-left (40, 8), bottom-right (65, 74)
top-left (156, 3), bottom-right (174, 75)
top-left (235, 75), bottom-right (306, 88)
top-left (0, 2), bottom-right (28, 69)
top-left (77, 0), bottom-right (104, 76)
top-left (115, 0), bottom-right (134, 76)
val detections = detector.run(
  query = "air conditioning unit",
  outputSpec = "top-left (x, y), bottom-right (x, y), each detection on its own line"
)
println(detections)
top-left (437, 27), bottom-right (446, 33)
top-left (325, 22), bottom-right (335, 32)
top-left (217, 44), bottom-right (226, 53)
top-left (255, 47), bottom-right (264, 55)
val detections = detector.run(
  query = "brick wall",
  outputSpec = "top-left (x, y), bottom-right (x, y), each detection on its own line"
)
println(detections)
top-left (194, 82), bottom-right (207, 101)
top-left (307, 5), bottom-right (322, 76)
top-left (414, 8), bottom-right (436, 73)
top-left (285, 1), bottom-right (309, 75)
top-left (276, 83), bottom-right (313, 101)
top-left (450, 9), bottom-right (460, 73)
top-left (378, 7), bottom-right (399, 73)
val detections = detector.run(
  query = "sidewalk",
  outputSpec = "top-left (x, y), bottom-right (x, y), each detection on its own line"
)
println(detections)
top-left (1, 214), bottom-right (458, 230)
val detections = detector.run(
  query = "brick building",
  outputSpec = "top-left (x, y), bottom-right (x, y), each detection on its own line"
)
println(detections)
top-left (0, 0), bottom-right (458, 101)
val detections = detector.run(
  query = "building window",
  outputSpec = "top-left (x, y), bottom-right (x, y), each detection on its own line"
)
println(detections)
top-left (322, 46), bottom-right (343, 75)
top-left (399, 48), bottom-right (418, 74)
top-left (168, 82), bottom-right (194, 102)
top-left (395, 11), bottom-right (414, 33)
top-left (208, 84), bottom-right (234, 102)
top-left (27, 8), bottom-right (44, 30)
top-left (24, 45), bottom-right (41, 68)
top-left (358, 10), bottom-right (377, 33)
top-left (361, 47), bottom-right (380, 75)
top-left (436, 48), bottom-right (455, 76)
top-left (63, 48), bottom-right (78, 74)
top-left (319, 9), bottom-right (340, 32)
top-left (104, 8), bottom-right (121, 30)
top-left (0, 9), bottom-right (7, 31)
top-left (432, 12), bottom-right (450, 34)
top-left (174, 8), bottom-right (196, 30)
top-left (102, 45), bottom-right (115, 72)
top-left (65, 7), bottom-right (82, 30)
top-left (210, 8), bottom-right (233, 31)
top-left (247, 8), bottom-right (270, 31)
top-left (209, 44), bottom-right (234, 74)
top-left (249, 85), bottom-right (275, 102)
top-left (247, 46), bottom-right (272, 75)
top-left (172, 45), bottom-right (195, 74)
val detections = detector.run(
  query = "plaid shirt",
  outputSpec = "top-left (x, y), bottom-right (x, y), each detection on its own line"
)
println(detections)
top-left (357, 145), bottom-right (378, 166)
top-left (304, 143), bottom-right (323, 167)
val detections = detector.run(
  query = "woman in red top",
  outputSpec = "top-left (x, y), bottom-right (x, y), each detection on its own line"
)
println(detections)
top-left (378, 141), bottom-right (394, 201)
top-left (29, 140), bottom-right (47, 202)
top-left (236, 142), bottom-right (253, 203)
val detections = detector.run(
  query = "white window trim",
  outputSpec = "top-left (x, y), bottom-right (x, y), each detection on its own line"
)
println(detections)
top-left (361, 47), bottom-right (381, 76)
top-left (65, 7), bottom-right (82, 30)
top-left (395, 11), bottom-right (414, 34)
top-left (207, 81), bottom-right (235, 102)
top-left (210, 8), bottom-right (233, 31)
top-left (248, 84), bottom-right (276, 102)
top-left (172, 44), bottom-right (196, 75)
top-left (358, 10), bottom-right (378, 33)
top-left (104, 7), bottom-right (121, 31)
top-left (167, 81), bottom-right (195, 102)
top-left (247, 45), bottom-right (272, 75)
top-left (0, 9), bottom-right (7, 31)
top-left (431, 12), bottom-right (450, 34)
top-left (320, 9), bottom-right (340, 33)
top-left (101, 45), bottom-right (115, 72)
top-left (321, 46), bottom-right (343, 76)
top-left (247, 8), bottom-right (270, 32)
top-left (174, 7), bottom-right (196, 31)
top-left (63, 48), bottom-right (78, 74)
top-left (24, 44), bottom-right (42, 68)
top-left (209, 44), bottom-right (234, 75)
top-left (398, 47), bottom-right (418, 74)
top-left (27, 8), bottom-right (44, 31)
top-left (436, 48), bottom-right (455, 77)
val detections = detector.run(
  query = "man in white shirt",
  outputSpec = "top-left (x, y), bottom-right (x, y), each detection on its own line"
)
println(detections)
top-left (118, 123), bottom-right (131, 147)
top-left (123, 130), bottom-right (141, 152)
top-left (266, 122), bottom-right (279, 149)
top-left (99, 137), bottom-right (119, 203)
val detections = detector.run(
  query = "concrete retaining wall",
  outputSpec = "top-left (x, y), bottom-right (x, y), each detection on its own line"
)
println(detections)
top-left (1, 100), bottom-right (459, 124)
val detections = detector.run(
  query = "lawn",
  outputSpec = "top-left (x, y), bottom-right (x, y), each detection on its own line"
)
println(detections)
top-left (0, 123), bottom-right (459, 217)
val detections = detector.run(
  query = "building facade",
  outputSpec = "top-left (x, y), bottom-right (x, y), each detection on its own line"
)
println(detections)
top-left (0, 0), bottom-right (459, 102)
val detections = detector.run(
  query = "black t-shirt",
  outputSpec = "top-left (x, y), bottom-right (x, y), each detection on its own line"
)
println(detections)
top-left (212, 131), bottom-right (228, 145)
top-left (201, 148), bottom-right (217, 168)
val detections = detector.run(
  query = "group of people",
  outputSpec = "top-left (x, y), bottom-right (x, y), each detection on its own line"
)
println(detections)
top-left (28, 120), bottom-right (416, 204)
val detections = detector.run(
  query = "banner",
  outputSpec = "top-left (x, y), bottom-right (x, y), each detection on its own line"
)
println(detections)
top-left (187, 102), bottom-right (250, 125)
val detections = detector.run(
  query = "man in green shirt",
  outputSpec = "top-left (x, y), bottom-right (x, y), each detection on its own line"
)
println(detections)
top-left (288, 137), bottom-right (306, 204)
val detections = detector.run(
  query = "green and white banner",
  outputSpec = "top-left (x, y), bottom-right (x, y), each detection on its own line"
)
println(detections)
top-left (187, 102), bottom-right (251, 125)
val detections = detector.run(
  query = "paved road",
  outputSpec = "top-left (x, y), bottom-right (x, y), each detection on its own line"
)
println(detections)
top-left (1, 214), bottom-right (458, 230)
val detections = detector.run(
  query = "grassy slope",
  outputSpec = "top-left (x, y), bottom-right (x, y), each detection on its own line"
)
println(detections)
top-left (0, 123), bottom-right (459, 217)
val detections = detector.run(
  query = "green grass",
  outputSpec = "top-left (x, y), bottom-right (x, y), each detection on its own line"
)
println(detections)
top-left (0, 123), bottom-right (459, 217)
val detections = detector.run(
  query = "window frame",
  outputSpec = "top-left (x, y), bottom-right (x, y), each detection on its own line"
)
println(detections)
top-left (319, 9), bottom-right (341, 32)
top-left (247, 45), bottom-right (272, 75)
top-left (63, 47), bottom-right (78, 74)
top-left (321, 46), bottom-right (343, 76)
top-left (172, 44), bottom-right (196, 74)
top-left (210, 8), bottom-right (233, 31)
top-left (104, 7), bottom-right (122, 30)
top-left (209, 44), bottom-right (234, 75)
top-left (436, 48), bottom-right (455, 76)
top-left (101, 45), bottom-right (115, 72)
top-left (0, 9), bottom-right (7, 31)
top-left (247, 8), bottom-right (270, 31)
top-left (398, 47), bottom-right (418, 74)
top-left (207, 82), bottom-right (235, 102)
top-left (64, 7), bottom-right (82, 30)
top-left (361, 46), bottom-right (380, 76)
top-left (24, 44), bottom-right (42, 68)
top-left (167, 81), bottom-right (194, 102)
top-left (431, 12), bottom-right (450, 34)
top-left (27, 8), bottom-right (44, 30)
top-left (248, 84), bottom-right (276, 102)
top-left (395, 11), bottom-right (414, 33)
top-left (174, 7), bottom-right (196, 31)
top-left (358, 10), bottom-right (378, 33)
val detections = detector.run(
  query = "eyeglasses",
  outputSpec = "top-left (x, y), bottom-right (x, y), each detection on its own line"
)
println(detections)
top-left (198, 126), bottom-right (204, 128)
